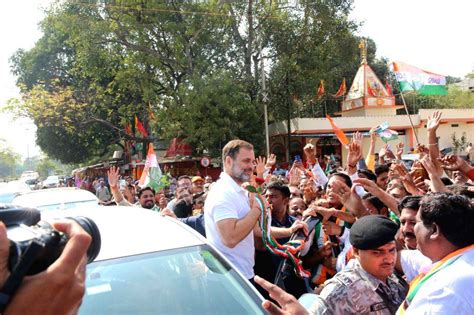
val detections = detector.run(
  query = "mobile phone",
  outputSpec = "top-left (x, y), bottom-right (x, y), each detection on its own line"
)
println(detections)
top-left (294, 155), bottom-right (301, 162)
top-left (119, 179), bottom-right (126, 190)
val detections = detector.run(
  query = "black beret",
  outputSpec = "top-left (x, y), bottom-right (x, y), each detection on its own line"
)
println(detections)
top-left (350, 215), bottom-right (399, 250)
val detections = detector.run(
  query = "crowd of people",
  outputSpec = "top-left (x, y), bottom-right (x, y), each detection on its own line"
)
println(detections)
top-left (1, 110), bottom-right (472, 314)
top-left (102, 111), bottom-right (473, 314)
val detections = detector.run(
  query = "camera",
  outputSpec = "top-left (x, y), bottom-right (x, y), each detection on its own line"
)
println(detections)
top-left (1, 205), bottom-right (101, 275)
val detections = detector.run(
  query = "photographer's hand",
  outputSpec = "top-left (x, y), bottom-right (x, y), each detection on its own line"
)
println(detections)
top-left (2, 219), bottom-right (91, 315)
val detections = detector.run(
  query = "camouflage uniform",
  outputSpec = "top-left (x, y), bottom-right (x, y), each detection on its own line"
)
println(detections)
top-left (308, 261), bottom-right (408, 315)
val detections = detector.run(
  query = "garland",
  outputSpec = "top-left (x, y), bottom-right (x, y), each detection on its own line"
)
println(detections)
top-left (246, 184), bottom-right (310, 278)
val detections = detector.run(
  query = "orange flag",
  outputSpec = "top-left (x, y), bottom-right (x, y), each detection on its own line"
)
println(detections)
top-left (326, 115), bottom-right (349, 147)
top-left (135, 115), bottom-right (148, 137)
top-left (124, 123), bottom-right (133, 136)
top-left (316, 80), bottom-right (325, 99)
top-left (333, 78), bottom-right (347, 97)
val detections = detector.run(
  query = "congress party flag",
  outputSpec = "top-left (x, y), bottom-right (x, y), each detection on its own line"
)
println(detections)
top-left (392, 61), bottom-right (447, 95)
top-left (138, 143), bottom-right (162, 191)
top-left (374, 122), bottom-right (398, 143)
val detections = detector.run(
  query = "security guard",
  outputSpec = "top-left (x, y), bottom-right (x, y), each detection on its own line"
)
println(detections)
top-left (307, 215), bottom-right (408, 314)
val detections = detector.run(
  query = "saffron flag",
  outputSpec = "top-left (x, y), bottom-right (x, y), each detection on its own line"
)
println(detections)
top-left (124, 123), bottom-right (133, 136)
top-left (392, 61), bottom-right (447, 95)
top-left (333, 79), bottom-right (347, 97)
top-left (374, 122), bottom-right (398, 143)
top-left (367, 80), bottom-right (376, 97)
top-left (135, 115), bottom-right (148, 137)
top-left (326, 115), bottom-right (349, 147)
top-left (385, 80), bottom-right (393, 96)
top-left (316, 80), bottom-right (325, 99)
top-left (138, 143), bottom-right (162, 191)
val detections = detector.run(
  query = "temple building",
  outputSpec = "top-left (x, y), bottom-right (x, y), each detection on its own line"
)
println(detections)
top-left (268, 41), bottom-right (474, 163)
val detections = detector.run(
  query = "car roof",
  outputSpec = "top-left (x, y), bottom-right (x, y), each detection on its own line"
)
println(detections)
top-left (12, 187), bottom-right (98, 207)
top-left (41, 206), bottom-right (205, 261)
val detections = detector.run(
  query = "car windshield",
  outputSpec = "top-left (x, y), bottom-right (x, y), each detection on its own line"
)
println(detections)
top-left (81, 244), bottom-right (264, 315)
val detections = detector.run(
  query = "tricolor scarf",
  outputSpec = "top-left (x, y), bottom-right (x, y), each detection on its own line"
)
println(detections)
top-left (398, 244), bottom-right (474, 314)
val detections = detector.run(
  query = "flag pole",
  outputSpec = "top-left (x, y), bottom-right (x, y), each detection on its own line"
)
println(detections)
top-left (399, 91), bottom-right (420, 145)
top-left (391, 61), bottom-right (420, 145)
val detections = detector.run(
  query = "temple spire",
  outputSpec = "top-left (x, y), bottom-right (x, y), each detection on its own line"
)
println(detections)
top-left (359, 39), bottom-right (367, 65)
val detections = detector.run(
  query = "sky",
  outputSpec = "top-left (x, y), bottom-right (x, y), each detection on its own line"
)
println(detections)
top-left (0, 0), bottom-right (473, 160)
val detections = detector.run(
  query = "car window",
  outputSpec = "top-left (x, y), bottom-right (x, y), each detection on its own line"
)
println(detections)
top-left (81, 245), bottom-right (264, 314)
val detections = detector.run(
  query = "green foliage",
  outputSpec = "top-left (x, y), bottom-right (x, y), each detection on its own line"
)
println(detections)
top-left (451, 132), bottom-right (467, 154)
top-left (9, 0), bottom-right (387, 161)
top-left (401, 85), bottom-right (474, 113)
top-left (0, 146), bottom-right (21, 180)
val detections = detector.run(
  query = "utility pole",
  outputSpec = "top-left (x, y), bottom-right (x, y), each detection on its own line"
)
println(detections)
top-left (260, 42), bottom-right (270, 157)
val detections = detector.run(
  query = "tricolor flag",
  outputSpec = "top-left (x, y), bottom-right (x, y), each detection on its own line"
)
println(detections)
top-left (326, 115), bottom-right (349, 147)
top-left (374, 122), bottom-right (398, 143)
top-left (138, 143), bottom-right (162, 191)
top-left (392, 61), bottom-right (447, 95)
top-left (316, 80), bottom-right (325, 99)
top-left (333, 78), bottom-right (347, 98)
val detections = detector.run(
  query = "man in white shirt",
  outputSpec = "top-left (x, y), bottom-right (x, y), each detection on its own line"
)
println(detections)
top-left (397, 193), bottom-right (474, 314)
top-left (205, 139), bottom-right (306, 281)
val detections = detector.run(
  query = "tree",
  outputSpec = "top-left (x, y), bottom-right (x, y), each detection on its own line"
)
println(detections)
top-left (0, 145), bottom-right (21, 180)
top-left (10, 0), bottom-right (383, 162)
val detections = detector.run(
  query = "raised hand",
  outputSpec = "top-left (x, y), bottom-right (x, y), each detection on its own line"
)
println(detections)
top-left (303, 143), bottom-right (317, 164)
top-left (255, 156), bottom-right (267, 178)
top-left (107, 166), bottom-right (120, 188)
top-left (254, 276), bottom-right (309, 315)
top-left (266, 153), bottom-right (277, 169)
top-left (420, 156), bottom-right (443, 179)
top-left (441, 154), bottom-right (470, 172)
top-left (427, 110), bottom-right (442, 133)
top-left (347, 141), bottom-right (362, 168)
top-left (353, 131), bottom-right (363, 147)
top-left (396, 142), bottom-right (404, 160)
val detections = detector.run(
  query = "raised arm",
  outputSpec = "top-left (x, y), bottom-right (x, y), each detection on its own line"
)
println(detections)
top-left (426, 110), bottom-right (442, 160)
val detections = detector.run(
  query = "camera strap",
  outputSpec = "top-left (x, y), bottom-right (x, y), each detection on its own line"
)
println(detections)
top-left (0, 240), bottom-right (44, 312)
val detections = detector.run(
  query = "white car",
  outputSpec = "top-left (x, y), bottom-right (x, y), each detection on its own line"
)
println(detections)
top-left (12, 187), bottom-right (99, 212)
top-left (42, 206), bottom-right (266, 314)
top-left (42, 175), bottom-right (60, 188)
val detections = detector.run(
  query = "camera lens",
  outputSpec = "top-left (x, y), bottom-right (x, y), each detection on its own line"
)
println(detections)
top-left (67, 216), bottom-right (101, 263)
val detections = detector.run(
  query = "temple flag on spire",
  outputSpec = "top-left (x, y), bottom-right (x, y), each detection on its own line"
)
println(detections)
top-left (333, 78), bottom-right (347, 97)
top-left (135, 115), bottom-right (149, 138)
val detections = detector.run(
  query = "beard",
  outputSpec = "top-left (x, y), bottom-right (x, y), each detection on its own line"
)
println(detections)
top-left (141, 200), bottom-right (155, 209)
top-left (231, 163), bottom-right (252, 183)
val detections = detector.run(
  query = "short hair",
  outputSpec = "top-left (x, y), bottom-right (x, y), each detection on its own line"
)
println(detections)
top-left (176, 186), bottom-right (191, 197)
top-left (357, 169), bottom-right (377, 182)
top-left (137, 186), bottom-right (155, 198)
top-left (328, 172), bottom-right (352, 188)
top-left (362, 193), bottom-right (387, 213)
top-left (375, 164), bottom-right (390, 176)
top-left (177, 175), bottom-right (191, 182)
top-left (398, 195), bottom-right (421, 213)
top-left (419, 193), bottom-right (474, 248)
top-left (222, 139), bottom-right (253, 163)
top-left (447, 184), bottom-right (474, 199)
top-left (266, 181), bottom-right (291, 199)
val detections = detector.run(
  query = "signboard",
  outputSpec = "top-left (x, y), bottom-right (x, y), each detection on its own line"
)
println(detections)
top-left (200, 157), bottom-right (210, 168)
